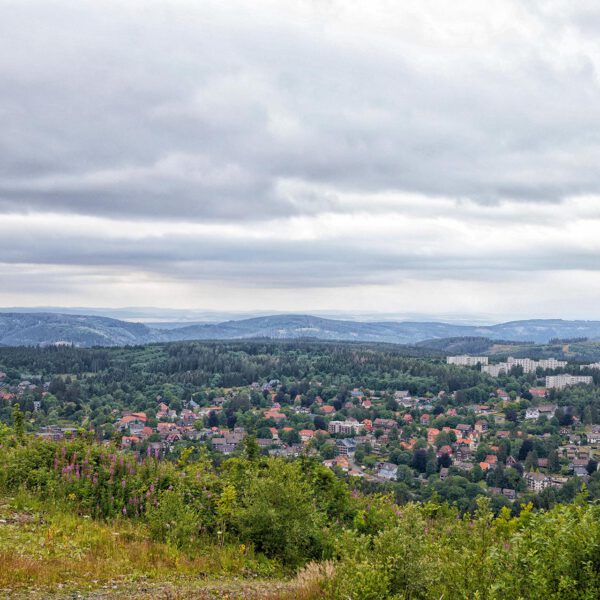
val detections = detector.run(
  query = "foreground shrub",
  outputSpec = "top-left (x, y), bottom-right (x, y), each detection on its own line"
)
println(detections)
top-left (2, 435), bottom-right (599, 595)
top-left (325, 498), bottom-right (600, 599)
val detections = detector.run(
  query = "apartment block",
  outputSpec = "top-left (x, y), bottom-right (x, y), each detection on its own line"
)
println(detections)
top-left (447, 355), bottom-right (489, 366)
top-left (545, 374), bottom-right (593, 390)
top-left (483, 356), bottom-right (567, 377)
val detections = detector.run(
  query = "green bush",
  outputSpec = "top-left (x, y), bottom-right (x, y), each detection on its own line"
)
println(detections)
top-left (146, 488), bottom-right (202, 551)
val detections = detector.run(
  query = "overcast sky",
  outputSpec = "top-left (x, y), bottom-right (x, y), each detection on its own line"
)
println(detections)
top-left (2, 0), bottom-right (600, 321)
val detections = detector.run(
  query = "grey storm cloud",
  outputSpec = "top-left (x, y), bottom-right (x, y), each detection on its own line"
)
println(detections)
top-left (1, 220), bottom-right (599, 288)
top-left (2, 0), bottom-right (600, 315)
top-left (1, 1), bottom-right (600, 222)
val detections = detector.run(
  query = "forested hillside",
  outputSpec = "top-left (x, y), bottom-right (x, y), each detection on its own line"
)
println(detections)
top-left (4, 312), bottom-right (600, 347)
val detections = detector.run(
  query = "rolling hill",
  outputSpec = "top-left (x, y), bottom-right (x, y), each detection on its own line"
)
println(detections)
top-left (0, 312), bottom-right (154, 347)
top-left (163, 315), bottom-right (600, 345)
top-left (1, 312), bottom-right (600, 347)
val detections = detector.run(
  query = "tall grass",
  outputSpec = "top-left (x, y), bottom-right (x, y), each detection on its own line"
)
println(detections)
top-left (0, 492), bottom-right (281, 595)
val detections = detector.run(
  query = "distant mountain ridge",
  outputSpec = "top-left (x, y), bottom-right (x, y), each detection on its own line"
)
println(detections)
top-left (1, 312), bottom-right (600, 347)
top-left (0, 312), bottom-right (154, 347)
top-left (159, 315), bottom-right (600, 345)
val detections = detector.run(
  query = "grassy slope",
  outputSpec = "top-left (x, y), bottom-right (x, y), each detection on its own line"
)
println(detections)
top-left (0, 495), bottom-right (319, 599)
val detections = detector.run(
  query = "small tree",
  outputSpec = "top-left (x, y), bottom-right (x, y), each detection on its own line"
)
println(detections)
top-left (243, 435), bottom-right (261, 461)
top-left (12, 403), bottom-right (24, 444)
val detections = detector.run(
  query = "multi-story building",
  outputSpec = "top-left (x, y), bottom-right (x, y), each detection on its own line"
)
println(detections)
top-left (535, 358), bottom-right (568, 370)
top-left (581, 363), bottom-right (600, 370)
top-left (525, 472), bottom-right (551, 492)
top-left (328, 420), bottom-right (362, 435)
top-left (510, 357), bottom-right (567, 372)
top-left (545, 374), bottom-right (593, 390)
top-left (482, 363), bottom-right (509, 377)
top-left (483, 357), bottom-right (567, 376)
top-left (447, 355), bottom-right (489, 366)
top-left (373, 417), bottom-right (398, 430)
top-left (335, 438), bottom-right (357, 456)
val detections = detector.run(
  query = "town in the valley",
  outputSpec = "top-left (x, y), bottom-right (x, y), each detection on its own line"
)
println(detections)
top-left (3, 343), bottom-right (600, 510)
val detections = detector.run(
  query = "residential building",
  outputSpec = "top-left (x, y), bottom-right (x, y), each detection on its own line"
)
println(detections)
top-left (482, 364), bottom-right (510, 377)
top-left (502, 488), bottom-right (517, 500)
top-left (483, 357), bottom-right (567, 376)
top-left (373, 418), bottom-right (398, 430)
top-left (336, 438), bottom-right (357, 456)
top-left (525, 472), bottom-right (551, 492)
top-left (117, 412), bottom-right (147, 431)
top-left (588, 426), bottom-right (600, 444)
top-left (447, 355), bottom-right (488, 366)
top-left (299, 429), bottom-right (315, 442)
top-left (375, 462), bottom-right (398, 480)
top-left (474, 420), bottom-right (488, 434)
top-left (427, 427), bottom-right (440, 445)
top-left (545, 374), bottom-right (593, 390)
top-left (328, 420), bottom-right (362, 435)
top-left (510, 357), bottom-right (567, 372)
top-left (538, 404), bottom-right (558, 417)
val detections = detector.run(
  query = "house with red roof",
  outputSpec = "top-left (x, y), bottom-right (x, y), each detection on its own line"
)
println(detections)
top-left (141, 426), bottom-right (154, 439)
top-left (427, 427), bottom-right (441, 445)
top-left (121, 436), bottom-right (140, 448)
top-left (117, 412), bottom-right (147, 431)
top-left (157, 422), bottom-right (177, 438)
top-left (264, 408), bottom-right (286, 421)
top-left (484, 455), bottom-right (498, 468)
top-left (438, 444), bottom-right (453, 457)
top-left (334, 455), bottom-right (350, 471)
top-left (299, 429), bottom-right (314, 442)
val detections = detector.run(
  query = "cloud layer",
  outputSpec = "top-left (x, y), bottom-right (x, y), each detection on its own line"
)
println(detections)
top-left (1, 0), bottom-right (600, 317)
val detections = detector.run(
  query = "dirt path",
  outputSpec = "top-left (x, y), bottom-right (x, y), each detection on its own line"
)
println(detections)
top-left (1, 579), bottom-right (303, 600)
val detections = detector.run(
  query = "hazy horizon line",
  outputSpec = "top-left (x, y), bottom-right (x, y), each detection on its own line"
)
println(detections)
top-left (2, 306), bottom-right (600, 326)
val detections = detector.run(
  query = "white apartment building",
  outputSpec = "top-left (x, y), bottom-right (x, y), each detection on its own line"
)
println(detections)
top-left (507, 357), bottom-right (567, 373)
top-left (545, 374), bottom-right (593, 390)
top-left (482, 364), bottom-right (510, 377)
top-left (483, 357), bottom-right (567, 377)
top-left (447, 355), bottom-right (489, 367)
top-left (328, 420), bottom-right (362, 435)
top-left (537, 358), bottom-right (568, 370)
top-left (582, 363), bottom-right (600, 370)
top-left (525, 472), bottom-right (551, 492)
